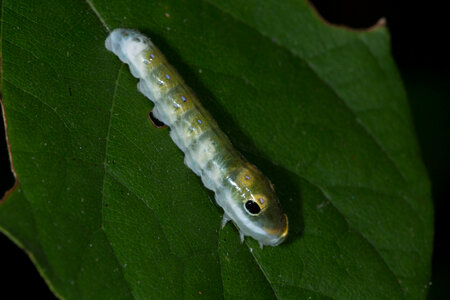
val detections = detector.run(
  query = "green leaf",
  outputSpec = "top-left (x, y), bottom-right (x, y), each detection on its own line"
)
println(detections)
top-left (0, 0), bottom-right (433, 299)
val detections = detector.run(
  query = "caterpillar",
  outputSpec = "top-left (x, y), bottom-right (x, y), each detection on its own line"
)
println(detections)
top-left (105, 29), bottom-right (288, 248)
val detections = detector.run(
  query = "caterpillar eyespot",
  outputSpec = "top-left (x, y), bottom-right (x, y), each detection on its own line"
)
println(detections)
top-left (245, 200), bottom-right (261, 215)
top-left (105, 29), bottom-right (288, 247)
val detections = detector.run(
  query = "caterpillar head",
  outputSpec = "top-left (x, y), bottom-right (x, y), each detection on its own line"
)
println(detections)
top-left (221, 164), bottom-right (289, 247)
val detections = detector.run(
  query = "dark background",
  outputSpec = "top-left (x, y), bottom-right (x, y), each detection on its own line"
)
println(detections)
top-left (1, 1), bottom-right (448, 298)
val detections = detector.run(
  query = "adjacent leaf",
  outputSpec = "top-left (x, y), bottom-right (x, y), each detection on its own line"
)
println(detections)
top-left (0, 0), bottom-right (433, 299)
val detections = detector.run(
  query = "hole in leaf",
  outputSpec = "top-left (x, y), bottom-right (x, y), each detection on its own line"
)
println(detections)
top-left (308, 0), bottom-right (386, 30)
top-left (148, 110), bottom-right (167, 128)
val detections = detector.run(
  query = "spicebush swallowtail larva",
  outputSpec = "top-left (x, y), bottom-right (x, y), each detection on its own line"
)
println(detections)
top-left (105, 29), bottom-right (288, 248)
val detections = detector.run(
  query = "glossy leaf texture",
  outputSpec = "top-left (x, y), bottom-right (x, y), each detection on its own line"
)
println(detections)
top-left (0, 0), bottom-right (433, 299)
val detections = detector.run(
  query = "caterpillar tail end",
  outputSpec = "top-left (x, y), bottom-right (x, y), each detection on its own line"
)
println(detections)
top-left (105, 28), bottom-right (150, 67)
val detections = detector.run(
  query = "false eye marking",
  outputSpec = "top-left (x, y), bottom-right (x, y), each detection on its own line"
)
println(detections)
top-left (252, 194), bottom-right (268, 210)
top-left (238, 167), bottom-right (257, 185)
top-left (245, 200), bottom-right (261, 215)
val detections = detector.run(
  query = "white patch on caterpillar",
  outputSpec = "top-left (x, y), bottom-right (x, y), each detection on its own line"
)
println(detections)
top-left (105, 29), bottom-right (148, 76)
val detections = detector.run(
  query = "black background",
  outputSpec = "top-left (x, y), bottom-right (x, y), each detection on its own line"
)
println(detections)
top-left (1, 1), bottom-right (448, 298)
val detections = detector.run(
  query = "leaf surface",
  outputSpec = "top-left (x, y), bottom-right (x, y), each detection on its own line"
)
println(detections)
top-left (0, 0), bottom-right (433, 299)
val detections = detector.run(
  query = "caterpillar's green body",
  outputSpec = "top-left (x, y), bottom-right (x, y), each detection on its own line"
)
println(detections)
top-left (105, 29), bottom-right (288, 247)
